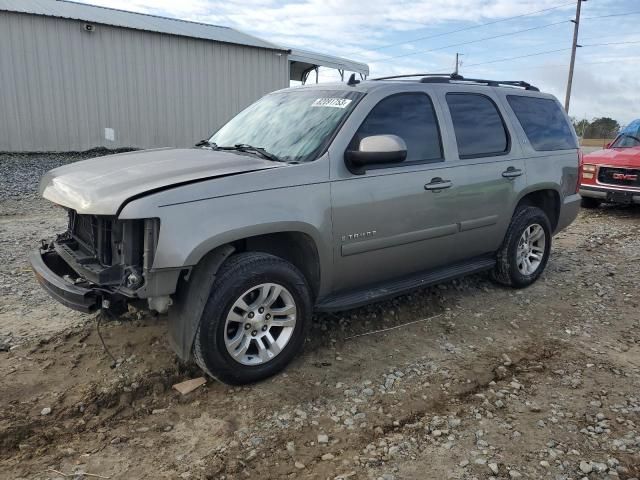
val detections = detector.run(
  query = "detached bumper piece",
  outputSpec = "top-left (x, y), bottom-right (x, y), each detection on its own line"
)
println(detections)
top-left (29, 249), bottom-right (100, 313)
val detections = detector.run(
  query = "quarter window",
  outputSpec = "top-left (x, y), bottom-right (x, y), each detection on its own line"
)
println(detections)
top-left (351, 93), bottom-right (442, 163)
top-left (507, 95), bottom-right (577, 151)
top-left (446, 93), bottom-right (509, 158)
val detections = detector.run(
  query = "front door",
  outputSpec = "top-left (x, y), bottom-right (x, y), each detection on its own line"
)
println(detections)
top-left (330, 91), bottom-right (461, 292)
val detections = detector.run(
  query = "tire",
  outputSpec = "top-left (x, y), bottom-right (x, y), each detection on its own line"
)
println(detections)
top-left (580, 196), bottom-right (601, 209)
top-left (491, 206), bottom-right (552, 288)
top-left (193, 252), bottom-right (312, 385)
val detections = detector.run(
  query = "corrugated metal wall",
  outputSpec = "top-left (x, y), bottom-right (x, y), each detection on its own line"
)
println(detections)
top-left (0, 11), bottom-right (289, 152)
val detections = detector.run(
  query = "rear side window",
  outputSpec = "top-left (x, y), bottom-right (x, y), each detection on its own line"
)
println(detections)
top-left (446, 93), bottom-right (509, 158)
top-left (507, 95), bottom-right (577, 151)
top-left (352, 93), bottom-right (442, 163)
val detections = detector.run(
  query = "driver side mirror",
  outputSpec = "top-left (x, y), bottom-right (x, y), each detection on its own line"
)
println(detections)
top-left (344, 135), bottom-right (407, 175)
top-left (604, 141), bottom-right (612, 149)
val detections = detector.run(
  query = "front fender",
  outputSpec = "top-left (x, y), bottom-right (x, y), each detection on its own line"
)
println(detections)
top-left (119, 182), bottom-right (334, 294)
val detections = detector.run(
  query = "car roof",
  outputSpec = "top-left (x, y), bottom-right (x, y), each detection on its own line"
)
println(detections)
top-left (276, 75), bottom-right (554, 99)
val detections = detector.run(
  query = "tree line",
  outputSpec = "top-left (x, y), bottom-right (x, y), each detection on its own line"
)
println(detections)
top-left (571, 117), bottom-right (620, 139)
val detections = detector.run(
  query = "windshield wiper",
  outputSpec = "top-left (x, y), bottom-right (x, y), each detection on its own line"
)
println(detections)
top-left (217, 144), bottom-right (283, 162)
top-left (195, 139), bottom-right (218, 148)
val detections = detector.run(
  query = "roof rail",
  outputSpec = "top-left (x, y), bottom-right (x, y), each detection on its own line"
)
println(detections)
top-left (371, 73), bottom-right (456, 81)
top-left (372, 73), bottom-right (539, 91)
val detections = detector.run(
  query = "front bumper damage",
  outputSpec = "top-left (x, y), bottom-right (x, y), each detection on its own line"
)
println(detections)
top-left (30, 248), bottom-right (104, 313)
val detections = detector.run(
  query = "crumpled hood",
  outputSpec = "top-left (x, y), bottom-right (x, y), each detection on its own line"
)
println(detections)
top-left (39, 148), bottom-right (281, 215)
top-left (585, 147), bottom-right (640, 168)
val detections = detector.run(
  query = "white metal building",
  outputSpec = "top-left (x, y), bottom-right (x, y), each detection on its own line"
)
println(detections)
top-left (0, 0), bottom-right (368, 152)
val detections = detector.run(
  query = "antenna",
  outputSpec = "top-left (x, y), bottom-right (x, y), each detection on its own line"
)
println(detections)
top-left (347, 73), bottom-right (360, 86)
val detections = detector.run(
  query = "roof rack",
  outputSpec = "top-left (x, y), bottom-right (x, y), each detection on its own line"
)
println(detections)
top-left (371, 73), bottom-right (539, 91)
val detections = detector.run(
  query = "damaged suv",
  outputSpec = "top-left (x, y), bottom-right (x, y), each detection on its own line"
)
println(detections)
top-left (32, 74), bottom-right (581, 384)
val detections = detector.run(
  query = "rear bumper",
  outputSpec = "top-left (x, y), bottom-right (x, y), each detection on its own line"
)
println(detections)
top-left (555, 193), bottom-right (581, 234)
top-left (29, 249), bottom-right (100, 313)
top-left (579, 185), bottom-right (640, 204)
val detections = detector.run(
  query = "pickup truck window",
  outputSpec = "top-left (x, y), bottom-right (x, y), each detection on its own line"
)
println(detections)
top-left (350, 93), bottom-right (443, 164)
top-left (507, 95), bottom-right (577, 151)
top-left (446, 93), bottom-right (509, 159)
top-left (209, 90), bottom-right (363, 164)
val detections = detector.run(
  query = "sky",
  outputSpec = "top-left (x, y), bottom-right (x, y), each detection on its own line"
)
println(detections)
top-left (75, 0), bottom-right (640, 126)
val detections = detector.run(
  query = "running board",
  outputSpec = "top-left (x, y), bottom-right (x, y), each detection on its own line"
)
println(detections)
top-left (315, 257), bottom-right (496, 312)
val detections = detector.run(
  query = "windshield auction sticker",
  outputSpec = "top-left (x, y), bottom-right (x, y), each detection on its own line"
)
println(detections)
top-left (311, 98), bottom-right (353, 108)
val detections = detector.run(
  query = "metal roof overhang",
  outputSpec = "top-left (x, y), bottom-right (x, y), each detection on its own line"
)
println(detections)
top-left (288, 48), bottom-right (369, 83)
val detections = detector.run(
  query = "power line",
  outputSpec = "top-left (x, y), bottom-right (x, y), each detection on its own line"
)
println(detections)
top-left (372, 20), bottom-right (569, 64)
top-left (346, 1), bottom-right (575, 55)
top-left (507, 57), bottom-right (640, 70)
top-left (465, 48), bottom-right (571, 68)
top-left (464, 39), bottom-right (640, 69)
top-left (582, 10), bottom-right (640, 20)
top-left (582, 40), bottom-right (640, 47)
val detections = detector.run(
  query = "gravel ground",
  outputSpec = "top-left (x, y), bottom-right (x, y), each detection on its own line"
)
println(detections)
top-left (1, 152), bottom-right (639, 479)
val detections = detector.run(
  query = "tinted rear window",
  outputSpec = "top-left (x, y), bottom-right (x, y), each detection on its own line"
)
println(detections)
top-left (446, 93), bottom-right (509, 158)
top-left (507, 95), bottom-right (577, 151)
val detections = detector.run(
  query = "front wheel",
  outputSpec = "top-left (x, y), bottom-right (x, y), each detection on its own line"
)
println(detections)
top-left (491, 206), bottom-right (552, 288)
top-left (193, 252), bottom-right (312, 384)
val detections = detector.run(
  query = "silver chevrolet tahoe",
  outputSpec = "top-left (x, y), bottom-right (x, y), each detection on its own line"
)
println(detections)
top-left (31, 74), bottom-right (581, 384)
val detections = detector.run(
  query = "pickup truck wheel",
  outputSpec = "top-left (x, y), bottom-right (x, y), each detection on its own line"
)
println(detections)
top-left (193, 252), bottom-right (311, 384)
top-left (491, 206), bottom-right (551, 288)
top-left (580, 196), bottom-right (601, 209)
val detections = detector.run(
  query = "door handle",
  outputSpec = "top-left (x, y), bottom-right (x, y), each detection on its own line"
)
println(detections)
top-left (502, 167), bottom-right (523, 179)
top-left (424, 177), bottom-right (453, 190)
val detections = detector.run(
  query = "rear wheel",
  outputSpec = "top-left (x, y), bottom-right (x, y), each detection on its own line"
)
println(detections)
top-left (491, 206), bottom-right (552, 288)
top-left (580, 196), bottom-right (601, 209)
top-left (193, 252), bottom-right (312, 384)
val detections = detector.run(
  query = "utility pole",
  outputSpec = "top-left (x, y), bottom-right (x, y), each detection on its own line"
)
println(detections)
top-left (565, 0), bottom-right (586, 112)
top-left (454, 52), bottom-right (463, 75)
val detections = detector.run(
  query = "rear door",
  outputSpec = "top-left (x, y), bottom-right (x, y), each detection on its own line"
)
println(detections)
top-left (435, 88), bottom-right (528, 258)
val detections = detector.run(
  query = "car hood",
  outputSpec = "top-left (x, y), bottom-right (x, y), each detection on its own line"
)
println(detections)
top-left (40, 148), bottom-right (282, 215)
top-left (584, 147), bottom-right (640, 168)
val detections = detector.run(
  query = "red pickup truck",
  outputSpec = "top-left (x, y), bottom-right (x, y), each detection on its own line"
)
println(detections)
top-left (579, 121), bottom-right (640, 208)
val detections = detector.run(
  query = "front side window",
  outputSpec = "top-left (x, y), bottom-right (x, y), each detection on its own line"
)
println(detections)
top-left (507, 95), bottom-right (577, 151)
top-left (209, 89), bottom-right (363, 163)
top-left (446, 93), bottom-right (509, 158)
top-left (350, 93), bottom-right (443, 163)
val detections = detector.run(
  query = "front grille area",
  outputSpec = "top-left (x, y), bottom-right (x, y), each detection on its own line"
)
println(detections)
top-left (598, 167), bottom-right (640, 188)
top-left (67, 210), bottom-right (113, 265)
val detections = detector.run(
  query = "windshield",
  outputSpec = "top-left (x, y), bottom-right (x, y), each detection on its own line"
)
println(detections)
top-left (611, 119), bottom-right (640, 148)
top-left (208, 89), bottom-right (363, 163)
top-left (611, 134), bottom-right (640, 148)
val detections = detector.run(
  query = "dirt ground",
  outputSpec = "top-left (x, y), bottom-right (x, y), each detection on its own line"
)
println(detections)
top-left (1, 184), bottom-right (639, 479)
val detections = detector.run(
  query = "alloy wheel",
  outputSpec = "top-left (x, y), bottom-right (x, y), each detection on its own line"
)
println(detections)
top-left (223, 283), bottom-right (297, 366)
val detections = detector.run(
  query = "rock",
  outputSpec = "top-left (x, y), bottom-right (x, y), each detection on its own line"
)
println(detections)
top-left (488, 463), bottom-right (499, 474)
top-left (509, 470), bottom-right (522, 478)
top-left (294, 462), bottom-right (305, 469)
top-left (318, 434), bottom-right (329, 444)
top-left (540, 461), bottom-right (550, 468)
top-left (40, 407), bottom-right (51, 416)
top-left (321, 453), bottom-right (335, 461)
top-left (363, 388), bottom-right (374, 396)
top-left (579, 461), bottom-right (593, 474)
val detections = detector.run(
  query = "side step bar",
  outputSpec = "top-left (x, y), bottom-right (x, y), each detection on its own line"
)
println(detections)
top-left (315, 256), bottom-right (496, 312)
